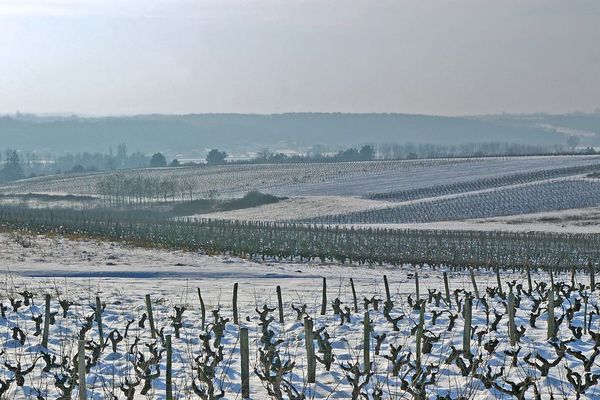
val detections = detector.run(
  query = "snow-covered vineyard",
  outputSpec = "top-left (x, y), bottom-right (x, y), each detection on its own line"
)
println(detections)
top-left (3, 155), bottom-right (600, 234)
top-left (1, 263), bottom-right (599, 399)
top-left (5, 1), bottom-right (599, 399)
top-left (309, 179), bottom-right (600, 225)
top-left (0, 234), bottom-right (599, 399)
top-left (2, 206), bottom-right (600, 269)
top-left (2, 155), bottom-right (600, 400)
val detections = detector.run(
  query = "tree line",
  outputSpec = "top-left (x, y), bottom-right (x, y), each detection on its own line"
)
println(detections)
top-left (0, 145), bottom-right (228, 184)
top-left (96, 174), bottom-right (197, 206)
top-left (1, 140), bottom-right (597, 184)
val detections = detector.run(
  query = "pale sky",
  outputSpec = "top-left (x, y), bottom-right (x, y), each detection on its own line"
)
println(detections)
top-left (1, 0), bottom-right (599, 116)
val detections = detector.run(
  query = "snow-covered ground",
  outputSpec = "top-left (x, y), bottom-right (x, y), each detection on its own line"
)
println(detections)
top-left (0, 233), bottom-right (598, 399)
top-left (266, 155), bottom-right (600, 196)
top-left (198, 179), bottom-right (600, 234)
top-left (344, 207), bottom-right (600, 234)
top-left (201, 176), bottom-right (600, 228)
top-left (200, 196), bottom-right (395, 222)
top-left (3, 155), bottom-right (599, 199)
top-left (2, 155), bottom-right (600, 234)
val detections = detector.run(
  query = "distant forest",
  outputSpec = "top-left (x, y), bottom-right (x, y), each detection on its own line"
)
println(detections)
top-left (2, 112), bottom-right (599, 157)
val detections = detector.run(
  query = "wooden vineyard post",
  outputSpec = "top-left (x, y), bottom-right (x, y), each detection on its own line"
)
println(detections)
top-left (166, 334), bottom-right (173, 400)
top-left (526, 265), bottom-right (533, 294)
top-left (470, 269), bottom-right (480, 300)
top-left (416, 302), bottom-right (425, 367)
top-left (463, 296), bottom-right (472, 355)
top-left (549, 268), bottom-right (555, 293)
top-left (547, 290), bottom-right (555, 340)
top-left (145, 294), bottom-right (157, 339)
top-left (78, 339), bottom-right (87, 400)
top-left (233, 283), bottom-right (239, 325)
top-left (415, 272), bottom-right (420, 303)
top-left (383, 275), bottom-right (391, 303)
top-left (443, 272), bottom-right (451, 306)
top-left (240, 327), bottom-right (250, 398)
top-left (276, 286), bottom-right (284, 324)
top-left (320, 277), bottom-right (327, 315)
top-left (363, 312), bottom-right (370, 374)
top-left (95, 296), bottom-right (104, 346)
top-left (571, 266), bottom-right (576, 288)
top-left (584, 294), bottom-right (589, 335)
top-left (197, 288), bottom-right (206, 330)
top-left (508, 293), bottom-right (516, 346)
top-left (495, 267), bottom-right (503, 297)
top-left (304, 318), bottom-right (316, 383)
top-left (42, 294), bottom-right (51, 348)
top-left (590, 263), bottom-right (596, 291)
top-left (350, 278), bottom-right (359, 313)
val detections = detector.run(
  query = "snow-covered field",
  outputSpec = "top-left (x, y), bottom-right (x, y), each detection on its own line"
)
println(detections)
top-left (269, 155), bottom-right (600, 197)
top-left (201, 196), bottom-right (395, 222)
top-left (307, 179), bottom-right (600, 225)
top-left (2, 155), bottom-right (599, 199)
top-left (1, 233), bottom-right (598, 399)
top-left (0, 153), bottom-right (599, 400)
top-left (200, 178), bottom-right (600, 234)
top-left (2, 155), bottom-right (600, 233)
top-left (362, 207), bottom-right (600, 234)
top-left (0, 158), bottom-right (471, 198)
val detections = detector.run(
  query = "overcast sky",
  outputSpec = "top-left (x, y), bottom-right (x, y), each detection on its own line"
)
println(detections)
top-left (1, 0), bottom-right (599, 116)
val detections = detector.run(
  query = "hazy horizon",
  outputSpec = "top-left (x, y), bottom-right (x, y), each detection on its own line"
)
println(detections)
top-left (2, 0), bottom-right (599, 116)
top-left (6, 110), bottom-right (600, 119)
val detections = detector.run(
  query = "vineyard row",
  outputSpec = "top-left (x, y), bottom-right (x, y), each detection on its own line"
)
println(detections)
top-left (0, 206), bottom-right (599, 268)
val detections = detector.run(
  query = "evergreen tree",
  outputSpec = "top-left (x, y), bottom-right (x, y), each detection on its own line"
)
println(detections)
top-left (150, 152), bottom-right (167, 167)
top-left (359, 145), bottom-right (375, 160)
top-left (206, 149), bottom-right (228, 165)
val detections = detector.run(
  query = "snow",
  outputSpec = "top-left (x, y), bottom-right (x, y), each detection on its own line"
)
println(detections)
top-left (198, 196), bottom-right (394, 222)
top-left (266, 155), bottom-right (600, 196)
top-left (1, 156), bottom-right (600, 398)
top-left (2, 155), bottom-right (600, 235)
top-left (3, 155), bottom-right (600, 200)
top-left (344, 206), bottom-right (600, 234)
top-left (0, 233), bottom-right (598, 399)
